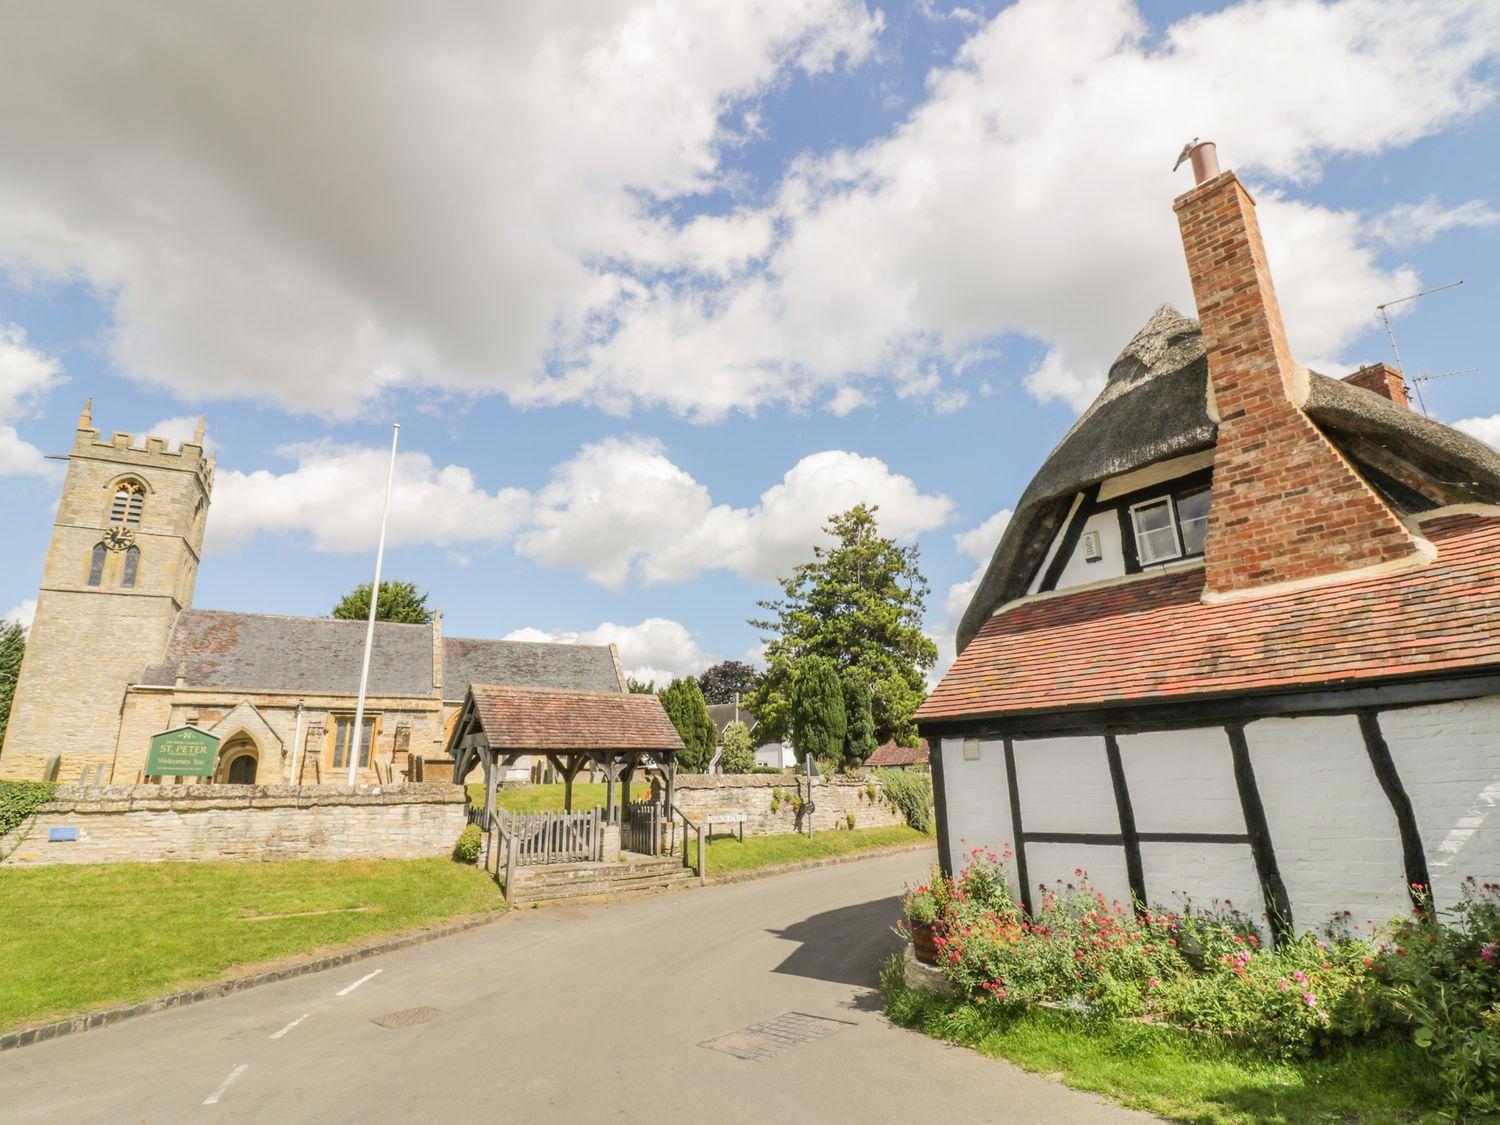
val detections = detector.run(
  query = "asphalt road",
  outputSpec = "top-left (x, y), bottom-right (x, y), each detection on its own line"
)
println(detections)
top-left (2, 850), bottom-right (1149, 1123)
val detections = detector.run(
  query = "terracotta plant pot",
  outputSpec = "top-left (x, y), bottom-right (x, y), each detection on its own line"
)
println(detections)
top-left (910, 919), bottom-right (939, 965)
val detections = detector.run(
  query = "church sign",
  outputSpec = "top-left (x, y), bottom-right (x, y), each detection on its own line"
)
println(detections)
top-left (146, 727), bottom-right (221, 778)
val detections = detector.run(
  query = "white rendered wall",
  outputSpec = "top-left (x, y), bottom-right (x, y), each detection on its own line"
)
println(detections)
top-left (1139, 841), bottom-right (1263, 916)
top-left (1050, 510), bottom-right (1125, 590)
top-left (1026, 841), bottom-right (1134, 910)
top-left (1246, 715), bottom-right (1409, 933)
top-left (938, 739), bottom-right (1014, 878)
top-left (1011, 736), bottom-right (1116, 834)
top-left (1377, 695), bottom-right (1500, 912)
top-left (1116, 727), bottom-right (1245, 834)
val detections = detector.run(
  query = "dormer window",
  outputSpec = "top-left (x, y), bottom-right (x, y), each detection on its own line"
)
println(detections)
top-left (109, 480), bottom-right (145, 527)
top-left (1130, 486), bottom-right (1211, 565)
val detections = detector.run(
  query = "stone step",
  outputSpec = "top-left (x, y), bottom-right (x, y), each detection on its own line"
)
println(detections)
top-left (510, 869), bottom-right (698, 906)
top-left (512, 869), bottom-right (693, 896)
top-left (511, 860), bottom-right (684, 885)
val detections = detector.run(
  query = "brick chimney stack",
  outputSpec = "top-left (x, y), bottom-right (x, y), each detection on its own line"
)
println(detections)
top-left (1342, 362), bottom-right (1409, 408)
top-left (1172, 152), bottom-right (1423, 599)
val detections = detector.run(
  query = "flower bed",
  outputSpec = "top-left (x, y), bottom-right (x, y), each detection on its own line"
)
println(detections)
top-left (903, 848), bottom-right (1500, 1117)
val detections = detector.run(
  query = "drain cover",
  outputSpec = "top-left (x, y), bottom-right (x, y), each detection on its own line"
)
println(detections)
top-left (370, 1006), bottom-right (441, 1029)
top-left (699, 1011), bottom-right (855, 1061)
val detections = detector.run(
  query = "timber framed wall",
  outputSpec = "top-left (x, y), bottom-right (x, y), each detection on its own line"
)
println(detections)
top-left (929, 679), bottom-right (1500, 943)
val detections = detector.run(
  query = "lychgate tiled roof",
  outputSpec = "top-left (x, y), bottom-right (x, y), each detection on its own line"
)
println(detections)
top-left (918, 512), bottom-right (1500, 721)
top-left (144, 611), bottom-right (435, 696)
top-left (865, 739), bottom-right (929, 768)
top-left (467, 684), bottom-right (685, 752)
top-left (442, 637), bottom-right (621, 700)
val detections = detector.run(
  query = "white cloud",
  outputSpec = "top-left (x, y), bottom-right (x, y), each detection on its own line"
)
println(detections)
top-left (3, 598), bottom-right (36, 631)
top-left (519, 437), bottom-right (954, 588)
top-left (0, 1), bottom-right (881, 417)
top-left (930, 507), bottom-right (1012, 682)
top-left (953, 507), bottom-right (1012, 561)
top-left (1370, 198), bottom-right (1500, 248)
top-left (504, 617), bottom-right (713, 686)
top-left (0, 324), bottom-right (64, 476)
top-left (1455, 414), bottom-right (1500, 450)
top-left (209, 441), bottom-right (530, 553)
top-left (579, 0), bottom-right (1500, 415)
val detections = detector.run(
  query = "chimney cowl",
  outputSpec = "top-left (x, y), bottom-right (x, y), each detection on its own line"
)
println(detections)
top-left (1173, 139), bottom-right (1220, 185)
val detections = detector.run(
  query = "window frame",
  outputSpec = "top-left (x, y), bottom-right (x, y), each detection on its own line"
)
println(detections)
top-left (329, 713), bottom-right (380, 772)
top-left (108, 479), bottom-right (146, 528)
top-left (121, 545), bottom-right (141, 588)
top-left (1128, 495), bottom-right (1186, 566)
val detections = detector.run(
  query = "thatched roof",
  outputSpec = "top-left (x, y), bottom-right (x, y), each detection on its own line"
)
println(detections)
top-left (955, 306), bottom-right (1500, 654)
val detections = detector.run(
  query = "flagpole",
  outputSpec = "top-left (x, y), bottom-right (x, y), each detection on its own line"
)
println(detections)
top-left (349, 423), bottom-right (399, 786)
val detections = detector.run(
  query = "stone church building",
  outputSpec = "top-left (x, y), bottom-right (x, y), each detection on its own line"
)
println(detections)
top-left (0, 404), bottom-right (626, 786)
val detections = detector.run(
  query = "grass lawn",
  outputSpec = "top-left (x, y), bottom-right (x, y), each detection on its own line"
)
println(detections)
top-left (467, 782), bottom-right (651, 813)
top-left (0, 858), bottom-right (502, 1033)
top-left (881, 957), bottom-right (1444, 1124)
top-left (704, 825), bottom-right (929, 874)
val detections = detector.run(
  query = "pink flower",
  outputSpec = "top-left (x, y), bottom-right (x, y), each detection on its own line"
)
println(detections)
top-left (1278, 980), bottom-right (1290, 991)
top-left (1303, 992), bottom-right (1317, 1008)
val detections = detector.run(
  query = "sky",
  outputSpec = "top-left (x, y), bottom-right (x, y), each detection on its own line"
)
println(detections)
top-left (1, 0), bottom-right (1497, 686)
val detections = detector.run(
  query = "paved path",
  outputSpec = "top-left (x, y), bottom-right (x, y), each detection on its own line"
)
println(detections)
top-left (2, 851), bottom-right (1149, 1123)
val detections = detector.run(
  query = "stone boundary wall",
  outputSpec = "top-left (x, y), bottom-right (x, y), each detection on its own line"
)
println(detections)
top-left (0, 782), bottom-right (467, 866)
top-left (671, 774), bottom-right (906, 836)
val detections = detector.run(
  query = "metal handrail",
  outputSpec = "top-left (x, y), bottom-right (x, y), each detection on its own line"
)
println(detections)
top-left (670, 803), bottom-right (706, 884)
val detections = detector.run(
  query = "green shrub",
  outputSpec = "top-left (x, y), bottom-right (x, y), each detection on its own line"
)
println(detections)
top-left (0, 780), bottom-right (56, 857)
top-left (452, 823), bottom-right (482, 865)
top-left (845, 811), bottom-right (856, 830)
top-left (1377, 878), bottom-right (1500, 1117)
top-left (719, 721), bottom-right (755, 774)
top-left (751, 765), bottom-right (782, 775)
top-left (876, 767), bottom-right (932, 832)
top-left (769, 789), bottom-right (783, 813)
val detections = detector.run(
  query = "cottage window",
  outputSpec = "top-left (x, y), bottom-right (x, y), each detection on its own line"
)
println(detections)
top-left (331, 715), bottom-right (377, 769)
top-left (109, 480), bottom-right (145, 526)
top-left (121, 545), bottom-right (140, 588)
top-left (1176, 487), bottom-right (1211, 555)
top-left (1131, 498), bottom-right (1181, 564)
top-left (1130, 487), bottom-right (1213, 566)
top-left (87, 542), bottom-right (107, 586)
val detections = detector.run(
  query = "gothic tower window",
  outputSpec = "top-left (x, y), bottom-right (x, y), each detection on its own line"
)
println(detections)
top-left (109, 479), bottom-right (145, 526)
top-left (87, 543), bottom-right (106, 586)
top-left (121, 545), bottom-right (140, 588)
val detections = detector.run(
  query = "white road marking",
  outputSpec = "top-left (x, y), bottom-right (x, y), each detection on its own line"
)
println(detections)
top-left (269, 1014), bottom-right (309, 1040)
top-left (203, 1064), bottom-right (248, 1106)
top-left (336, 969), bottom-right (382, 996)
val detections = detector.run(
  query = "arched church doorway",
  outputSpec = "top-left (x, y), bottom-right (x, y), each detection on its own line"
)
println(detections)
top-left (221, 737), bottom-right (258, 784)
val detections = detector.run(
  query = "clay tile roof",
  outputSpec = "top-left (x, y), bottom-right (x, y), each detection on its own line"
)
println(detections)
top-left (865, 739), bottom-right (930, 768)
top-left (919, 512), bottom-right (1500, 722)
top-left (467, 684), bottom-right (686, 753)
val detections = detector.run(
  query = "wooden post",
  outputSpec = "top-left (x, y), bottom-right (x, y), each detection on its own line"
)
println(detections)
top-left (604, 751), bottom-right (616, 824)
top-left (504, 835), bottom-right (518, 904)
top-left (696, 824), bottom-right (706, 885)
top-left (483, 748), bottom-right (499, 832)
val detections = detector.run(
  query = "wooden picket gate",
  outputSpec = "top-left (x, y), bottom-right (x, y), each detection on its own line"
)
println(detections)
top-left (623, 800), bottom-right (663, 856)
top-left (496, 808), bottom-right (604, 866)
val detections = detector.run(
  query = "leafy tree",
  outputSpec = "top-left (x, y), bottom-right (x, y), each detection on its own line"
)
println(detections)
top-left (657, 677), bottom-right (715, 773)
top-left (332, 580), bottom-right (433, 624)
top-left (696, 660), bottom-right (762, 705)
top-left (719, 721), bottom-right (755, 774)
top-left (627, 676), bottom-right (656, 694)
top-left (789, 656), bottom-right (845, 766)
top-left (0, 622), bottom-right (25, 748)
top-left (750, 504), bottom-right (937, 745)
top-left (842, 675), bottom-right (877, 769)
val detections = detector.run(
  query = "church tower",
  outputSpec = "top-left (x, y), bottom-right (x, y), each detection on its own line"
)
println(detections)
top-left (0, 404), bottom-right (213, 781)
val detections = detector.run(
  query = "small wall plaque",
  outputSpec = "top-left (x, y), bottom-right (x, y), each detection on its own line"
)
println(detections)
top-left (963, 739), bottom-right (981, 761)
top-left (49, 827), bottom-right (79, 843)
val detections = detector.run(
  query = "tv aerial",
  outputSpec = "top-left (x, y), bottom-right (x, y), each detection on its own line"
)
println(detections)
top-left (1374, 280), bottom-right (1466, 415)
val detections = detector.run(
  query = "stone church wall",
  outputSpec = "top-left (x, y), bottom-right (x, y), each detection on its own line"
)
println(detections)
top-left (0, 782), bottom-right (467, 866)
top-left (670, 774), bottom-right (908, 837)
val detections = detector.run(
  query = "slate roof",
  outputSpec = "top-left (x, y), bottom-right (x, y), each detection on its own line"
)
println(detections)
top-left (442, 637), bottom-right (621, 700)
top-left (706, 702), bottom-right (758, 736)
top-left (955, 307), bottom-right (1500, 654)
top-left (466, 685), bottom-right (685, 752)
top-left (919, 512), bottom-right (1500, 721)
top-left (144, 610), bottom-right (436, 696)
top-left (865, 739), bottom-right (930, 768)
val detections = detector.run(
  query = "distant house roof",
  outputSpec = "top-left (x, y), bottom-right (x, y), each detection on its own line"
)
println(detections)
top-left (920, 511), bottom-right (1500, 722)
top-left (144, 610), bottom-right (435, 696)
top-left (442, 637), bottom-right (622, 700)
top-left (865, 739), bottom-right (929, 768)
top-left (706, 702), bottom-right (757, 736)
top-left (463, 685), bottom-right (685, 752)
